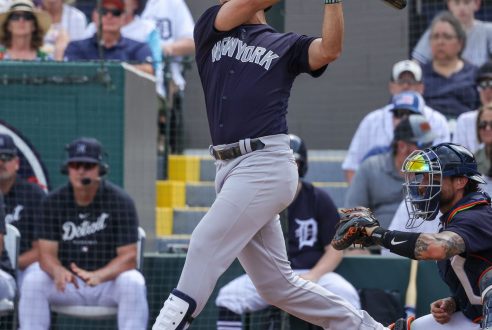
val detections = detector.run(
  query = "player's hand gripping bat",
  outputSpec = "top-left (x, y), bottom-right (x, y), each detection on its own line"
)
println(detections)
top-left (381, 0), bottom-right (407, 10)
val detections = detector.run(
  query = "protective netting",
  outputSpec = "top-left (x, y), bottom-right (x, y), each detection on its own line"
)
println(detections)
top-left (0, 0), bottom-right (488, 329)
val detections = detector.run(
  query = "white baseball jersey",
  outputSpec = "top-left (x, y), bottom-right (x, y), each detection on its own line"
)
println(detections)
top-left (342, 96), bottom-right (451, 172)
top-left (453, 110), bottom-right (481, 153)
top-left (141, 0), bottom-right (194, 90)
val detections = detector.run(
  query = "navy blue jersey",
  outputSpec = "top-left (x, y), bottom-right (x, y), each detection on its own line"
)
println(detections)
top-left (64, 35), bottom-right (153, 63)
top-left (287, 181), bottom-right (339, 269)
top-left (37, 180), bottom-right (139, 271)
top-left (4, 178), bottom-right (45, 255)
top-left (0, 194), bottom-right (13, 277)
top-left (437, 192), bottom-right (492, 322)
top-left (194, 5), bottom-right (327, 145)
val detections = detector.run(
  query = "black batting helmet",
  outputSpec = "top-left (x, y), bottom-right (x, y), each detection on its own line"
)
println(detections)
top-left (289, 134), bottom-right (308, 178)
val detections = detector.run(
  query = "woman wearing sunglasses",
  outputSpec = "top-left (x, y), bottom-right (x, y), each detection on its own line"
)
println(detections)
top-left (0, 0), bottom-right (51, 60)
top-left (474, 103), bottom-right (492, 177)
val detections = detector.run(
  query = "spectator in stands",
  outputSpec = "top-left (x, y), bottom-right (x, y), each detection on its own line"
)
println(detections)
top-left (141, 0), bottom-right (194, 90)
top-left (64, 0), bottom-right (153, 74)
top-left (0, 0), bottom-right (51, 60)
top-left (421, 11), bottom-right (480, 119)
top-left (473, 103), bottom-right (492, 175)
top-left (342, 62), bottom-right (450, 183)
top-left (84, 0), bottom-right (161, 71)
top-left (18, 137), bottom-right (148, 330)
top-left (40, 0), bottom-right (87, 60)
top-left (215, 134), bottom-right (360, 330)
top-left (141, 0), bottom-right (195, 154)
top-left (345, 115), bottom-right (435, 230)
top-left (412, 0), bottom-right (492, 68)
top-left (0, 133), bottom-right (45, 288)
top-left (454, 61), bottom-right (492, 152)
top-left (0, 138), bottom-right (18, 303)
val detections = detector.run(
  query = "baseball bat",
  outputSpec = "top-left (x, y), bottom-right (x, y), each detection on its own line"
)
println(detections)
top-left (380, 0), bottom-right (407, 10)
top-left (404, 259), bottom-right (419, 317)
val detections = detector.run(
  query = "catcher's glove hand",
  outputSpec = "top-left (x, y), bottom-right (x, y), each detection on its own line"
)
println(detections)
top-left (331, 207), bottom-right (380, 250)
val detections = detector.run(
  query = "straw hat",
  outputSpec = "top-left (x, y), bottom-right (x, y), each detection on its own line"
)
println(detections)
top-left (0, 0), bottom-right (51, 39)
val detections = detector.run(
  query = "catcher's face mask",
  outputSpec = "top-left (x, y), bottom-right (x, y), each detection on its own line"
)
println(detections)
top-left (402, 149), bottom-right (442, 228)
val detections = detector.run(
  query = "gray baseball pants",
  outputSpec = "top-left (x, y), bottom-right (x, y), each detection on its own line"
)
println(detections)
top-left (177, 134), bottom-right (388, 329)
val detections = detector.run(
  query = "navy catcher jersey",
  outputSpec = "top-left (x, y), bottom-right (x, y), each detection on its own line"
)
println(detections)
top-left (287, 181), bottom-right (339, 269)
top-left (37, 180), bottom-right (139, 271)
top-left (4, 178), bottom-right (45, 255)
top-left (437, 192), bottom-right (492, 322)
top-left (194, 5), bottom-right (327, 145)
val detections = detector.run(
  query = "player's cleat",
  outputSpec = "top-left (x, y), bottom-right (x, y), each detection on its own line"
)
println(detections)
top-left (152, 289), bottom-right (196, 330)
top-left (388, 316), bottom-right (415, 330)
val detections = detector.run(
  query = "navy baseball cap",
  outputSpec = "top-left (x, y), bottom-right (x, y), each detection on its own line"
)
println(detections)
top-left (394, 114), bottom-right (435, 148)
top-left (65, 137), bottom-right (104, 164)
top-left (390, 91), bottom-right (422, 114)
top-left (0, 134), bottom-right (17, 155)
top-left (476, 61), bottom-right (492, 83)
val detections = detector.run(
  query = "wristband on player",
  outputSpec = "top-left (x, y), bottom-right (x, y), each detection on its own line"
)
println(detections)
top-left (370, 227), bottom-right (420, 259)
top-left (324, 0), bottom-right (341, 4)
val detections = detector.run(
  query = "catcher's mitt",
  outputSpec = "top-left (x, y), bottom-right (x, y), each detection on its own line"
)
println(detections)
top-left (331, 207), bottom-right (380, 250)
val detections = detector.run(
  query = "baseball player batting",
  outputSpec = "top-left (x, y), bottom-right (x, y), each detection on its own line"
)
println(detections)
top-left (214, 134), bottom-right (360, 329)
top-left (152, 1), bottom-right (392, 330)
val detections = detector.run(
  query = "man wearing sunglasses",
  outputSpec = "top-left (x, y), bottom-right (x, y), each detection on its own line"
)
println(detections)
top-left (0, 133), bottom-right (46, 289)
top-left (454, 61), bottom-right (492, 153)
top-left (64, 0), bottom-right (154, 75)
top-left (0, 135), bottom-right (19, 306)
top-left (345, 115), bottom-right (435, 231)
top-left (19, 137), bottom-right (148, 330)
top-left (342, 60), bottom-right (450, 183)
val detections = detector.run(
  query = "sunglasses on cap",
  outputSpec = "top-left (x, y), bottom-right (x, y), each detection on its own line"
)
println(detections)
top-left (68, 162), bottom-right (98, 171)
top-left (478, 120), bottom-right (492, 130)
top-left (9, 12), bottom-right (35, 21)
top-left (100, 7), bottom-right (123, 17)
top-left (0, 154), bottom-right (15, 162)
top-left (478, 80), bottom-right (492, 90)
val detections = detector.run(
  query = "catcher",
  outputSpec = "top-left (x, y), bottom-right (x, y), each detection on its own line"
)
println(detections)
top-left (333, 142), bottom-right (492, 330)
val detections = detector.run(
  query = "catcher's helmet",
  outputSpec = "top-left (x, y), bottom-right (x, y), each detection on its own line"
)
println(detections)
top-left (402, 143), bottom-right (484, 226)
top-left (289, 134), bottom-right (308, 178)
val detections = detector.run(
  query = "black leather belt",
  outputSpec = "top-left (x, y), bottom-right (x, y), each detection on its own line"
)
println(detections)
top-left (211, 138), bottom-right (265, 160)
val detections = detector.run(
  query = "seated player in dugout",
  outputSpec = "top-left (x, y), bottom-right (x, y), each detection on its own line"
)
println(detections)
top-left (18, 137), bottom-right (148, 330)
top-left (0, 133), bottom-right (46, 288)
top-left (333, 143), bottom-right (492, 330)
top-left (215, 134), bottom-right (360, 330)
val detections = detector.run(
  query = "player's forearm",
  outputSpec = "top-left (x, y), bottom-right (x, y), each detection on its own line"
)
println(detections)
top-left (309, 246), bottom-right (343, 278)
top-left (95, 252), bottom-right (137, 283)
top-left (414, 232), bottom-right (466, 260)
top-left (368, 227), bottom-right (465, 260)
top-left (163, 38), bottom-right (195, 57)
top-left (18, 247), bottom-right (39, 270)
top-left (40, 253), bottom-right (66, 278)
top-left (320, 2), bottom-right (344, 62)
top-left (133, 63), bottom-right (154, 75)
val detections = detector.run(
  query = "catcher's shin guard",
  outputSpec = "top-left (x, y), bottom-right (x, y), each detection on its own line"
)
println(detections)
top-left (152, 289), bottom-right (196, 330)
top-left (480, 269), bottom-right (492, 329)
top-left (388, 316), bottom-right (415, 330)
